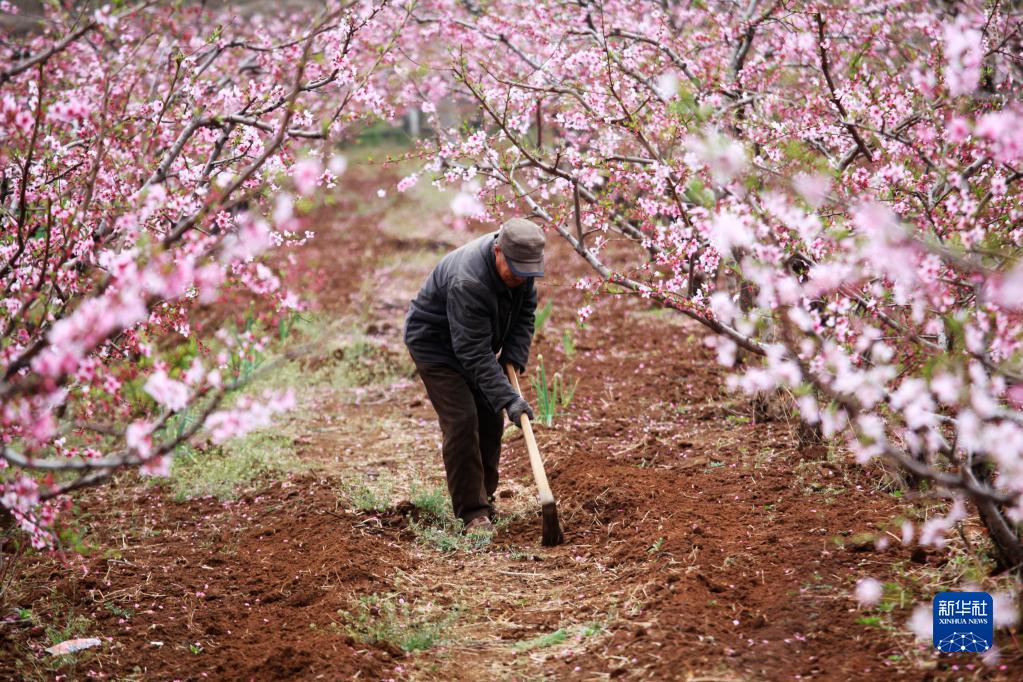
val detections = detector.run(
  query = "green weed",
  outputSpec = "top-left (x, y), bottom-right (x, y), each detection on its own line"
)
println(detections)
top-left (225, 310), bottom-right (271, 383)
top-left (338, 474), bottom-right (394, 513)
top-left (408, 517), bottom-right (493, 552)
top-left (531, 354), bottom-right (580, 427)
top-left (242, 321), bottom-right (413, 398)
top-left (534, 300), bottom-right (554, 336)
top-left (17, 608), bottom-right (100, 675)
top-left (168, 430), bottom-right (301, 501)
top-left (337, 593), bottom-right (454, 652)
top-left (44, 612), bottom-right (93, 648)
top-left (222, 309), bottom-right (303, 383)
top-left (561, 328), bottom-right (576, 358)
top-left (410, 481), bottom-right (450, 520)
top-left (514, 628), bottom-right (568, 651)
top-left (104, 602), bottom-right (134, 620)
top-left (854, 581), bottom-right (908, 634)
top-left (510, 621), bottom-right (605, 652)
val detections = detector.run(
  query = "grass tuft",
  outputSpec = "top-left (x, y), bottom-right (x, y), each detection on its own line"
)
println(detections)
top-left (531, 355), bottom-right (579, 427)
top-left (514, 628), bottom-right (568, 651)
top-left (168, 430), bottom-right (301, 502)
top-left (410, 481), bottom-right (450, 520)
top-left (338, 474), bottom-right (394, 512)
top-left (337, 593), bottom-right (455, 652)
top-left (408, 517), bottom-right (493, 552)
top-left (513, 621), bottom-right (605, 652)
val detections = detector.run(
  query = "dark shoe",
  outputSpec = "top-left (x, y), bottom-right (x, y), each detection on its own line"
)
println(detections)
top-left (488, 496), bottom-right (497, 523)
top-left (465, 516), bottom-right (494, 535)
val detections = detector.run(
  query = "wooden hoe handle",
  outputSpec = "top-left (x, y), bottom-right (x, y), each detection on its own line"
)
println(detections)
top-left (506, 366), bottom-right (556, 507)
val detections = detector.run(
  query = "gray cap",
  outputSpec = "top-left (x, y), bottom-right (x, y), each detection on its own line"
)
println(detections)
top-left (498, 218), bottom-right (545, 277)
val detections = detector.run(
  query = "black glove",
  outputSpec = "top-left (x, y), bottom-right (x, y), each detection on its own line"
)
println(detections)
top-left (506, 396), bottom-right (534, 425)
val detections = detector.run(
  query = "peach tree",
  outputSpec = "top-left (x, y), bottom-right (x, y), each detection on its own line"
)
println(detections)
top-left (0, 0), bottom-right (413, 548)
top-left (400, 0), bottom-right (1023, 580)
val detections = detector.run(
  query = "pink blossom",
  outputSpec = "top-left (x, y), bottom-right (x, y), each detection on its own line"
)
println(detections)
top-left (206, 391), bottom-right (296, 443)
top-left (144, 371), bottom-right (190, 411)
top-left (397, 173), bottom-right (420, 192)
top-left (854, 577), bottom-right (883, 606)
top-left (685, 129), bottom-right (746, 183)
top-left (273, 194), bottom-right (294, 225)
top-left (1, 474), bottom-right (40, 514)
top-left (708, 292), bottom-right (736, 324)
top-left (183, 360), bottom-right (205, 386)
top-left (653, 72), bottom-right (679, 100)
top-left (49, 97), bottom-right (90, 123)
top-left (714, 337), bottom-right (737, 366)
top-left (907, 604), bottom-right (933, 640)
top-left (792, 173), bottom-right (831, 209)
top-left (221, 217), bottom-right (270, 263)
top-left (943, 20), bottom-right (984, 96)
top-left (981, 647), bottom-right (1001, 668)
top-left (930, 373), bottom-right (961, 405)
top-left (292, 158), bottom-right (322, 196)
top-left (450, 191), bottom-right (484, 218)
top-left (328, 154), bottom-right (348, 175)
top-left (797, 395), bottom-right (819, 424)
top-left (13, 108), bottom-right (33, 132)
top-left (195, 263), bottom-right (226, 305)
top-left (947, 116), bottom-right (971, 143)
top-left (707, 210), bottom-right (753, 255)
top-left (140, 455), bottom-right (171, 477)
top-left (279, 290), bottom-right (302, 310)
top-left (919, 500), bottom-right (967, 547)
top-left (126, 421), bottom-right (154, 458)
top-left (94, 4), bottom-right (118, 29)
top-left (990, 265), bottom-right (1023, 309)
top-left (992, 591), bottom-right (1019, 628)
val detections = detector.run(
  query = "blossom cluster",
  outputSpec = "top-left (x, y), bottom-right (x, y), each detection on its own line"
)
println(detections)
top-left (0, 1), bottom-right (408, 546)
top-left (400, 0), bottom-right (1023, 609)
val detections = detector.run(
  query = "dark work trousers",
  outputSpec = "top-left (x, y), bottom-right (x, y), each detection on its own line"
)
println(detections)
top-left (414, 361), bottom-right (504, 524)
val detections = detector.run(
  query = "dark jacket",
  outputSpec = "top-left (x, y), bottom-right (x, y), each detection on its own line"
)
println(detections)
top-left (404, 232), bottom-right (536, 413)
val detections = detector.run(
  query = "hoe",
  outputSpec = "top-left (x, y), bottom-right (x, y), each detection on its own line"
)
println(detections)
top-left (506, 365), bottom-right (565, 546)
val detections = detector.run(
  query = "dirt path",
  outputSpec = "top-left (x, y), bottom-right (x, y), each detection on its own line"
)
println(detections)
top-left (3, 160), bottom-right (1021, 681)
top-left (295, 213), bottom-right (647, 681)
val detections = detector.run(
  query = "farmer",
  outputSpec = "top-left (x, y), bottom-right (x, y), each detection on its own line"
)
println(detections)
top-left (404, 218), bottom-right (545, 534)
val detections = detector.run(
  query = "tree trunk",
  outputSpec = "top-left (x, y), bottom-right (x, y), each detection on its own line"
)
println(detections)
top-left (971, 460), bottom-right (1023, 574)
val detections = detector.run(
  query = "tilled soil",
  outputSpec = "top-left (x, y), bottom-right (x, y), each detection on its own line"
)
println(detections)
top-left (2, 163), bottom-right (1021, 681)
top-left (506, 300), bottom-right (922, 680)
top-left (3, 479), bottom-right (411, 680)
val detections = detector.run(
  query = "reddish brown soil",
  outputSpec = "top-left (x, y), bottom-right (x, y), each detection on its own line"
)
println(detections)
top-left (485, 242), bottom-right (1023, 679)
top-left (3, 165), bottom-right (1021, 680)
top-left (1, 175), bottom-right (414, 681)
top-left (498, 295), bottom-right (924, 680)
top-left (1, 478), bottom-right (411, 680)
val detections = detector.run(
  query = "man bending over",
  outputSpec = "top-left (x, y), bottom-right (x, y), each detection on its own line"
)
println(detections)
top-left (404, 218), bottom-right (545, 534)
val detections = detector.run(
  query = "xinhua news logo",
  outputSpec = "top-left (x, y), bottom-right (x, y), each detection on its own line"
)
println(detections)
top-left (933, 592), bottom-right (994, 653)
